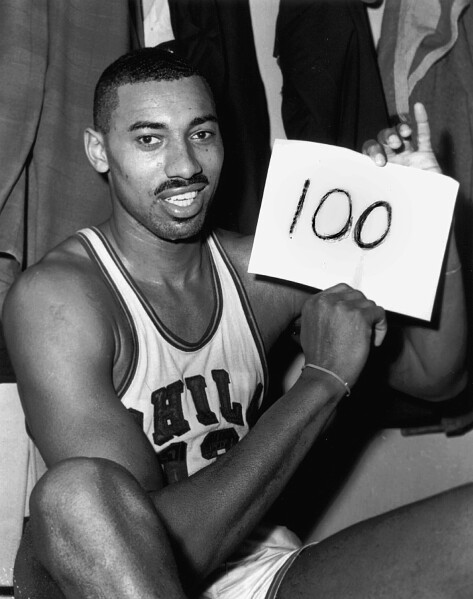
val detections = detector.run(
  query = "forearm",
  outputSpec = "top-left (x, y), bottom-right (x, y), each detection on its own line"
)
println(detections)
top-left (388, 231), bottom-right (467, 399)
top-left (149, 372), bottom-right (344, 583)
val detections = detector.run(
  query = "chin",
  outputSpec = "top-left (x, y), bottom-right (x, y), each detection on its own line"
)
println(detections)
top-left (154, 214), bottom-right (208, 243)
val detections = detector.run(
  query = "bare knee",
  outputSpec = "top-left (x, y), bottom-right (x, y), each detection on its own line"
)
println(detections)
top-left (31, 457), bottom-right (134, 522)
top-left (29, 458), bottom-right (149, 578)
top-left (30, 457), bottom-right (145, 557)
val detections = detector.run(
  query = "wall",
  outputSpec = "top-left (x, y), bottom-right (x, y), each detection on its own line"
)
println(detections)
top-left (248, 0), bottom-right (285, 144)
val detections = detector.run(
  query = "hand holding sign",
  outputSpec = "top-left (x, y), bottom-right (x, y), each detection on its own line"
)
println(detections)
top-left (248, 104), bottom-right (458, 321)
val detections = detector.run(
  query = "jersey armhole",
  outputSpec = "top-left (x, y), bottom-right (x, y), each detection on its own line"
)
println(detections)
top-left (75, 229), bottom-right (139, 398)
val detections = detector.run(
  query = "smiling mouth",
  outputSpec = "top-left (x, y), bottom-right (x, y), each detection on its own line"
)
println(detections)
top-left (164, 190), bottom-right (198, 207)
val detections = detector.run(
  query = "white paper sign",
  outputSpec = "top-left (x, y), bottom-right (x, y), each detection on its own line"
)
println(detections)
top-left (248, 139), bottom-right (459, 320)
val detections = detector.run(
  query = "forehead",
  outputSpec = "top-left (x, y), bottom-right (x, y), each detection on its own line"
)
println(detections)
top-left (111, 76), bottom-right (215, 130)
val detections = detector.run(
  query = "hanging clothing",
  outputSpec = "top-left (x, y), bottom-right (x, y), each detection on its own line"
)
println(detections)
top-left (274, 0), bottom-right (389, 152)
top-left (377, 1), bottom-right (473, 267)
top-left (165, 0), bottom-right (272, 235)
top-left (0, 0), bottom-right (142, 381)
top-left (377, 0), bottom-right (473, 411)
top-left (377, 0), bottom-right (470, 118)
top-left (377, 0), bottom-right (473, 319)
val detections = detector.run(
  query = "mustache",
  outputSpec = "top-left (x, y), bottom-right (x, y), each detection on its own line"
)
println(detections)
top-left (154, 174), bottom-right (209, 196)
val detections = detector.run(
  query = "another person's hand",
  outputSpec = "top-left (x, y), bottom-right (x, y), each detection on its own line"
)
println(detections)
top-left (299, 283), bottom-right (387, 390)
top-left (362, 102), bottom-right (440, 174)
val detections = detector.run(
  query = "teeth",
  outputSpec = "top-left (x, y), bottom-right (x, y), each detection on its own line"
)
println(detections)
top-left (165, 191), bottom-right (198, 206)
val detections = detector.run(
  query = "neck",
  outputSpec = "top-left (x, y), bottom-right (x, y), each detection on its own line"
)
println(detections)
top-left (99, 219), bottom-right (208, 285)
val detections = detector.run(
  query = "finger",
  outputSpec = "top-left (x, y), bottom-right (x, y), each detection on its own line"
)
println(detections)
top-left (323, 283), bottom-right (369, 299)
top-left (376, 123), bottom-right (418, 160)
top-left (323, 285), bottom-right (373, 309)
top-left (361, 139), bottom-right (386, 166)
top-left (413, 102), bottom-right (433, 153)
top-left (378, 126), bottom-right (403, 151)
top-left (323, 282), bottom-right (352, 294)
top-left (398, 121), bottom-right (412, 139)
top-left (325, 291), bottom-right (387, 346)
top-left (372, 306), bottom-right (387, 347)
top-left (396, 122), bottom-right (415, 153)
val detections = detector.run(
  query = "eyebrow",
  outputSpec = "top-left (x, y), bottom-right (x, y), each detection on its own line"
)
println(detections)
top-left (190, 114), bottom-right (218, 127)
top-left (127, 114), bottom-right (218, 132)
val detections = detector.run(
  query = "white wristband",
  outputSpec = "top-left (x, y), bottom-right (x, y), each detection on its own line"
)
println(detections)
top-left (445, 264), bottom-right (462, 276)
top-left (302, 363), bottom-right (351, 397)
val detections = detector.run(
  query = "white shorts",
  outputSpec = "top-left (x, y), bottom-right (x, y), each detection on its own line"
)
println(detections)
top-left (198, 523), bottom-right (303, 599)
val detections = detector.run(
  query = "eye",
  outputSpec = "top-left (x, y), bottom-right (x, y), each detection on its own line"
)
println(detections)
top-left (137, 135), bottom-right (161, 147)
top-left (190, 130), bottom-right (214, 142)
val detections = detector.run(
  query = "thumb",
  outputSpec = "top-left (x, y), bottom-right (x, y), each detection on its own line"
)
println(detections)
top-left (373, 312), bottom-right (388, 347)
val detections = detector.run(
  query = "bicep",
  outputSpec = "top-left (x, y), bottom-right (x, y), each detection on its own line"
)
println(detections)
top-left (18, 374), bottom-right (163, 492)
top-left (4, 278), bottom-right (163, 492)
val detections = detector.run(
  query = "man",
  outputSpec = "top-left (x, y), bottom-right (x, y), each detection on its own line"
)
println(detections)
top-left (4, 47), bottom-right (471, 599)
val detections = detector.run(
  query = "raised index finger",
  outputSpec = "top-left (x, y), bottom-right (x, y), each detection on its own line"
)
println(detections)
top-left (413, 102), bottom-right (433, 153)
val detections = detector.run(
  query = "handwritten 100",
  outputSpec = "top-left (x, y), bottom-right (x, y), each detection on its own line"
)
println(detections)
top-left (289, 180), bottom-right (392, 250)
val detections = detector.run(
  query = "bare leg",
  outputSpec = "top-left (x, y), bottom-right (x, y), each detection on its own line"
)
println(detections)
top-left (14, 524), bottom-right (65, 599)
top-left (14, 457), bottom-right (187, 599)
top-left (277, 483), bottom-right (473, 599)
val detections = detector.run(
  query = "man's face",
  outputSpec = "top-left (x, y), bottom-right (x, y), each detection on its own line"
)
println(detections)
top-left (102, 76), bottom-right (224, 242)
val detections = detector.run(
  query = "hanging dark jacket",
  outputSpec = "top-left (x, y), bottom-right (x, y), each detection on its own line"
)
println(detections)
top-left (275, 0), bottom-right (389, 151)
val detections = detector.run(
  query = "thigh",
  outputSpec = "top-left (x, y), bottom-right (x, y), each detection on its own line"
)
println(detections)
top-left (276, 483), bottom-right (473, 599)
top-left (14, 522), bottom-right (65, 599)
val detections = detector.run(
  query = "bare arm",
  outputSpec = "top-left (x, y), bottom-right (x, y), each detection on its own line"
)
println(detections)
top-left (362, 103), bottom-right (467, 400)
top-left (3, 261), bottom-right (164, 491)
top-left (4, 260), bottom-right (385, 585)
top-left (383, 231), bottom-right (466, 400)
top-left (151, 283), bottom-right (386, 578)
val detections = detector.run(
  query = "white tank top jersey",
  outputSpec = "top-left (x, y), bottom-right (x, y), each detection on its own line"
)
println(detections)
top-left (76, 227), bottom-right (269, 485)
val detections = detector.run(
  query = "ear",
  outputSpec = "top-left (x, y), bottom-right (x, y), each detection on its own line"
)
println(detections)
top-left (84, 128), bottom-right (110, 173)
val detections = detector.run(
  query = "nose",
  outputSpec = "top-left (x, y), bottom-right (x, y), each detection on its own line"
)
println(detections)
top-left (164, 138), bottom-right (202, 180)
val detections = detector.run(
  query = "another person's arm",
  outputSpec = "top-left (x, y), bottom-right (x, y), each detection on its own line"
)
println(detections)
top-left (363, 102), bottom-right (467, 400)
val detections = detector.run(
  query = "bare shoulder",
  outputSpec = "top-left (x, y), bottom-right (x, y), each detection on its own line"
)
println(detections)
top-left (3, 236), bottom-right (117, 371)
top-left (4, 237), bottom-right (161, 488)
top-left (214, 229), bottom-right (312, 348)
top-left (5, 236), bottom-right (110, 318)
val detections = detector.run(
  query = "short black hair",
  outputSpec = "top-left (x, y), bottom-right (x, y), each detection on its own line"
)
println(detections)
top-left (93, 46), bottom-right (208, 133)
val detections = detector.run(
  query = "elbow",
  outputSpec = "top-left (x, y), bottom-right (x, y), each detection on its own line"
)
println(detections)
top-left (410, 366), bottom-right (468, 402)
